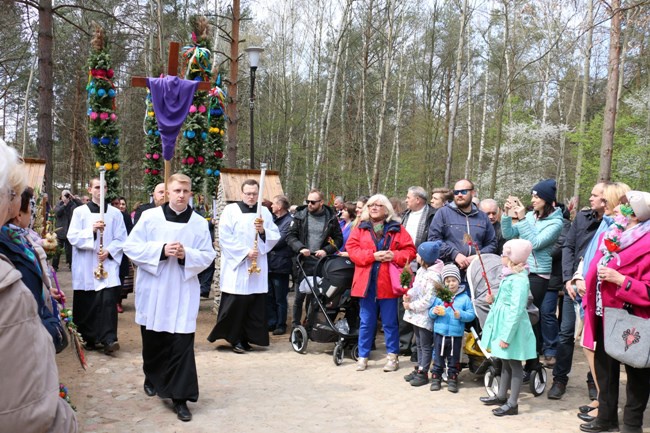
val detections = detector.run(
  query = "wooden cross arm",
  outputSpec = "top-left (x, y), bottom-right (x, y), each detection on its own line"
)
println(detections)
top-left (131, 77), bottom-right (212, 91)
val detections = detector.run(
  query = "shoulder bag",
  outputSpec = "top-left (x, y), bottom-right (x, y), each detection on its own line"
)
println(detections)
top-left (603, 306), bottom-right (650, 369)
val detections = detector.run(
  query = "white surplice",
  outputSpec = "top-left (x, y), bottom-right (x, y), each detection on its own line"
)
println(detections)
top-left (219, 203), bottom-right (280, 295)
top-left (123, 207), bottom-right (216, 333)
top-left (67, 204), bottom-right (126, 291)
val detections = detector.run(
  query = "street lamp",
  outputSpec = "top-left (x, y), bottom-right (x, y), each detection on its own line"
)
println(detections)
top-left (245, 46), bottom-right (264, 169)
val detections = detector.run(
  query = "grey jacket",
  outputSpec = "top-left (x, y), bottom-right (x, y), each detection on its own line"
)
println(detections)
top-left (0, 255), bottom-right (77, 433)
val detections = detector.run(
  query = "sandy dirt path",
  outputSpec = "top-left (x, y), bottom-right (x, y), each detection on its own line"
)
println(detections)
top-left (55, 270), bottom-right (649, 433)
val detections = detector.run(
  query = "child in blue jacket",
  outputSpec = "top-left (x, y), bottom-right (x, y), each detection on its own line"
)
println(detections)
top-left (428, 263), bottom-right (475, 393)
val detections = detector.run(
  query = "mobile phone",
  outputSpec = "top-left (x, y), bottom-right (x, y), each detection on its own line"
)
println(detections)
top-left (506, 196), bottom-right (522, 218)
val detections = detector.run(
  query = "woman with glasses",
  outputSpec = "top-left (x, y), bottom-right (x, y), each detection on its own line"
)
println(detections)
top-left (0, 140), bottom-right (77, 432)
top-left (579, 191), bottom-right (650, 433)
top-left (346, 194), bottom-right (416, 372)
top-left (502, 179), bottom-right (563, 374)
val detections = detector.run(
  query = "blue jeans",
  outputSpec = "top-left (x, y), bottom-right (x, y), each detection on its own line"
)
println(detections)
top-left (553, 291), bottom-right (577, 384)
top-left (267, 273), bottom-right (290, 330)
top-left (357, 284), bottom-right (399, 358)
top-left (540, 289), bottom-right (559, 357)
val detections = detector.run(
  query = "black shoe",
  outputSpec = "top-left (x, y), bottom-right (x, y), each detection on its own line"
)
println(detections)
top-left (143, 382), bottom-right (156, 397)
top-left (522, 370), bottom-right (531, 384)
top-left (232, 343), bottom-right (246, 354)
top-left (587, 380), bottom-right (598, 401)
top-left (447, 378), bottom-right (458, 393)
top-left (173, 400), bottom-right (192, 422)
top-left (404, 368), bottom-right (418, 382)
top-left (579, 413), bottom-right (596, 422)
top-left (493, 403), bottom-right (518, 417)
top-left (430, 376), bottom-right (442, 391)
top-left (580, 405), bottom-right (598, 414)
top-left (240, 341), bottom-right (253, 352)
top-left (272, 327), bottom-right (286, 336)
top-left (84, 342), bottom-right (97, 351)
top-left (410, 353), bottom-right (418, 363)
top-left (103, 341), bottom-right (120, 355)
top-left (410, 371), bottom-right (429, 387)
top-left (547, 381), bottom-right (566, 400)
top-left (479, 395), bottom-right (507, 406)
top-left (579, 419), bottom-right (619, 432)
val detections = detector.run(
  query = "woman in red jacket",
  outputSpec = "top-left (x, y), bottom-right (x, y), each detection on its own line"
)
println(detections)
top-left (346, 194), bottom-right (416, 372)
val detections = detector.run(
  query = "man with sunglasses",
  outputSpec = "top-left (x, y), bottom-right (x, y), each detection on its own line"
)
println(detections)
top-left (427, 179), bottom-right (496, 271)
top-left (286, 189), bottom-right (343, 328)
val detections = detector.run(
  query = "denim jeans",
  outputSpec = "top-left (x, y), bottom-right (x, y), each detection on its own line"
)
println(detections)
top-left (357, 284), bottom-right (399, 358)
top-left (267, 273), bottom-right (290, 330)
top-left (552, 291), bottom-right (577, 384)
top-left (540, 289), bottom-right (559, 357)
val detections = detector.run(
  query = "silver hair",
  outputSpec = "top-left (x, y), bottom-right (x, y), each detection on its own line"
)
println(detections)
top-left (479, 198), bottom-right (499, 209)
top-left (407, 186), bottom-right (428, 201)
top-left (359, 194), bottom-right (400, 222)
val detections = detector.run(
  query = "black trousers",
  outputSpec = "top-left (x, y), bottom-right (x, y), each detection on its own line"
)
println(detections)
top-left (52, 238), bottom-right (72, 270)
top-left (594, 315), bottom-right (650, 428)
top-left (73, 286), bottom-right (120, 345)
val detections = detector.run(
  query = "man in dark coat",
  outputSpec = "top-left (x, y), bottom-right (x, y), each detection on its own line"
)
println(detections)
top-left (286, 189), bottom-right (343, 327)
top-left (267, 195), bottom-right (293, 335)
top-left (52, 189), bottom-right (81, 271)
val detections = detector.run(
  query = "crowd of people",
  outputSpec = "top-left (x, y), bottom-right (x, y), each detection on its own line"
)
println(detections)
top-left (2, 134), bottom-right (649, 431)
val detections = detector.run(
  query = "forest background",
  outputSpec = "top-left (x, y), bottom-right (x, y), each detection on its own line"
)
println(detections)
top-left (3, 0), bottom-right (650, 208)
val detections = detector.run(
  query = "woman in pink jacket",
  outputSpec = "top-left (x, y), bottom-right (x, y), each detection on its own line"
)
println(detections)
top-left (580, 191), bottom-right (650, 433)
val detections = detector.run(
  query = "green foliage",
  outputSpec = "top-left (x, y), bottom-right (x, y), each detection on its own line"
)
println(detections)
top-left (87, 29), bottom-right (120, 201)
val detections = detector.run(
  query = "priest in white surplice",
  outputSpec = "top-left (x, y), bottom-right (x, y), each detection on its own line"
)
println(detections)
top-left (123, 173), bottom-right (215, 422)
top-left (68, 177), bottom-right (126, 355)
top-left (207, 179), bottom-right (280, 353)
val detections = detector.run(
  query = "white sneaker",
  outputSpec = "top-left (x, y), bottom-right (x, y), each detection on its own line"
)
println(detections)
top-left (356, 357), bottom-right (368, 371)
top-left (383, 353), bottom-right (399, 372)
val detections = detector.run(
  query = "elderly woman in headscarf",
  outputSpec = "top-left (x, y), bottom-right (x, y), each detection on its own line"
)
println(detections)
top-left (0, 140), bottom-right (77, 432)
top-left (579, 190), bottom-right (650, 433)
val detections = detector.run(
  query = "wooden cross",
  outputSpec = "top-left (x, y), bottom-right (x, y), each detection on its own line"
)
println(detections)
top-left (131, 41), bottom-right (212, 187)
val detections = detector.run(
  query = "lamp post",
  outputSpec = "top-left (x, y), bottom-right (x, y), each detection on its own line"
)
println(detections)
top-left (245, 46), bottom-right (264, 169)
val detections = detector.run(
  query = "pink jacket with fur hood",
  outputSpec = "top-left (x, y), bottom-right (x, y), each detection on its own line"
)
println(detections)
top-left (582, 231), bottom-right (650, 350)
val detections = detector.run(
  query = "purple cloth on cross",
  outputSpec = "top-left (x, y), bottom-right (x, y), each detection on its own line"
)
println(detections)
top-left (147, 76), bottom-right (199, 160)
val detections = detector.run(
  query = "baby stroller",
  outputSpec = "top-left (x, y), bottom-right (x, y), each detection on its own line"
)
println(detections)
top-left (466, 253), bottom-right (547, 397)
top-left (290, 255), bottom-right (360, 365)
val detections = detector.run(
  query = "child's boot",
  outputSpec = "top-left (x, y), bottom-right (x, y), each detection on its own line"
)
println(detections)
top-left (430, 374), bottom-right (442, 391)
top-left (448, 374), bottom-right (459, 393)
top-left (410, 370), bottom-right (429, 387)
top-left (403, 367), bottom-right (418, 382)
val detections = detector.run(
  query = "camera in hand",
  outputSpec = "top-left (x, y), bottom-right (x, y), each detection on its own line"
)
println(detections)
top-left (506, 196), bottom-right (522, 218)
top-left (64, 193), bottom-right (71, 199)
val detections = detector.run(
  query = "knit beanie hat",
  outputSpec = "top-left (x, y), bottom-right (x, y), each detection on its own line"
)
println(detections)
top-left (417, 241), bottom-right (442, 266)
top-left (531, 179), bottom-right (557, 204)
top-left (627, 190), bottom-right (650, 223)
top-left (441, 263), bottom-right (461, 283)
top-left (502, 239), bottom-right (533, 265)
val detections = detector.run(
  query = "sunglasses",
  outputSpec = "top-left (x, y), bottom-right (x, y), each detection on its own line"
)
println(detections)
top-left (306, 200), bottom-right (322, 205)
top-left (453, 188), bottom-right (473, 196)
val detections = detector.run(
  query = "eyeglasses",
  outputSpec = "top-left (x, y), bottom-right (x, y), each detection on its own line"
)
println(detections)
top-left (453, 188), bottom-right (473, 196)
top-left (306, 200), bottom-right (321, 205)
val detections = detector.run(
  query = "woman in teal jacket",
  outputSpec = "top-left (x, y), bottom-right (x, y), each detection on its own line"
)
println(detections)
top-left (480, 239), bottom-right (536, 416)
top-left (501, 179), bottom-right (563, 364)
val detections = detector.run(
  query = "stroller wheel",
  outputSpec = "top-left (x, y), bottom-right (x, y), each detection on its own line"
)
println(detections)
top-left (529, 366), bottom-right (547, 396)
top-left (484, 366), bottom-right (500, 397)
top-left (349, 344), bottom-right (359, 362)
top-left (290, 326), bottom-right (309, 354)
top-left (332, 343), bottom-right (344, 366)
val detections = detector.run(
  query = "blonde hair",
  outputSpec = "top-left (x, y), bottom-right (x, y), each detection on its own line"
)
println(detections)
top-left (168, 173), bottom-right (192, 189)
top-left (602, 182), bottom-right (631, 215)
top-left (503, 257), bottom-right (527, 274)
top-left (359, 194), bottom-right (400, 223)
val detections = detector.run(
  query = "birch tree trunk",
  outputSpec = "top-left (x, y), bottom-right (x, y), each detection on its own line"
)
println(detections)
top-left (599, 0), bottom-right (622, 182)
top-left (311, 0), bottom-right (353, 189)
top-left (360, 0), bottom-right (374, 194)
top-left (477, 27), bottom-right (491, 192)
top-left (443, 0), bottom-right (467, 188)
top-left (370, 0), bottom-right (395, 194)
top-left (573, 0), bottom-right (593, 200)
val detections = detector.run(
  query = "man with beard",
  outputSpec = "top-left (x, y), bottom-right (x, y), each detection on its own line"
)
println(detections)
top-left (207, 179), bottom-right (280, 353)
top-left (428, 179), bottom-right (496, 272)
